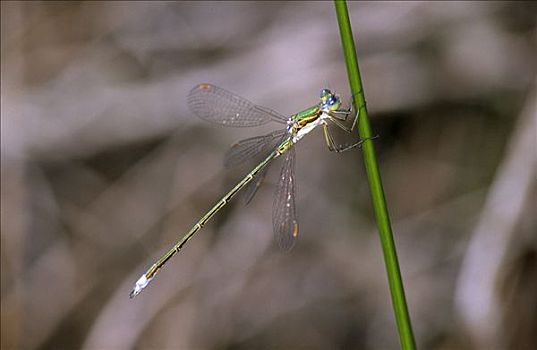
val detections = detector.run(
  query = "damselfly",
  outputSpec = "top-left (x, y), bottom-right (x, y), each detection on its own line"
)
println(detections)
top-left (130, 83), bottom-right (366, 298)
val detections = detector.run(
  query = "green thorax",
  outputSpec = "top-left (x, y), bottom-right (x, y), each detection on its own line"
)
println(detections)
top-left (291, 105), bottom-right (321, 124)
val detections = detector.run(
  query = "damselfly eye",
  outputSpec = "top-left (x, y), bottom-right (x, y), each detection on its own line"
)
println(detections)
top-left (327, 96), bottom-right (336, 105)
top-left (326, 95), bottom-right (341, 111)
top-left (320, 89), bottom-right (332, 103)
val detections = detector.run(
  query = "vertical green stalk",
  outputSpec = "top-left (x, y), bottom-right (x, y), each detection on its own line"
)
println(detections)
top-left (333, 1), bottom-right (416, 349)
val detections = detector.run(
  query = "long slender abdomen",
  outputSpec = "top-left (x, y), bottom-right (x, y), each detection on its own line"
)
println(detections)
top-left (130, 147), bottom-right (283, 298)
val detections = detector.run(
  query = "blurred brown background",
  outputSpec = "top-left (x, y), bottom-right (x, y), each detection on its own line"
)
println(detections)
top-left (1, 2), bottom-right (536, 349)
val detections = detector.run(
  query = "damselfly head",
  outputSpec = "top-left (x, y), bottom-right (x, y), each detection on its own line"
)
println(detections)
top-left (320, 88), bottom-right (332, 103)
top-left (320, 90), bottom-right (341, 112)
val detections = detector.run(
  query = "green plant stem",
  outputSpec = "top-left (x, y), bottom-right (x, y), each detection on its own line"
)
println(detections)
top-left (333, 1), bottom-right (417, 349)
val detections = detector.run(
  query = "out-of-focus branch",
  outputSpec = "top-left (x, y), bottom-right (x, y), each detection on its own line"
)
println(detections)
top-left (454, 80), bottom-right (536, 348)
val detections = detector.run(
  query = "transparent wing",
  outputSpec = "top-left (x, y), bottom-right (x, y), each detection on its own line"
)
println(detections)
top-left (227, 130), bottom-right (287, 204)
top-left (224, 129), bottom-right (287, 168)
top-left (272, 147), bottom-right (298, 251)
top-left (243, 162), bottom-right (271, 205)
top-left (187, 83), bottom-right (288, 127)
